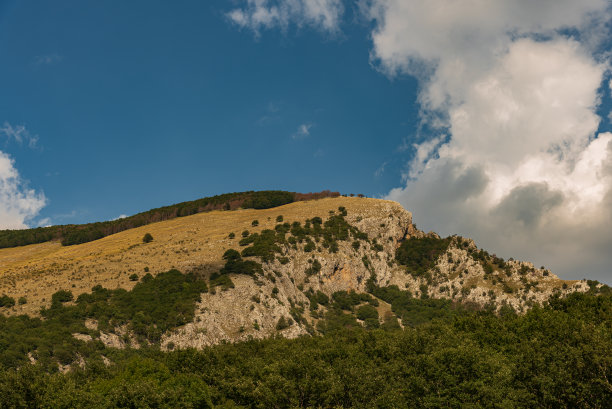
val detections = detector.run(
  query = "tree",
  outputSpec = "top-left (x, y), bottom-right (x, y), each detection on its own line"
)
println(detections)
top-left (142, 233), bottom-right (153, 243)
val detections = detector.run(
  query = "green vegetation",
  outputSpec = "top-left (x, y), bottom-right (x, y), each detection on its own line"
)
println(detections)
top-left (0, 279), bottom-right (608, 407)
top-left (142, 233), bottom-right (153, 243)
top-left (230, 207), bottom-right (369, 275)
top-left (0, 295), bottom-right (15, 308)
top-left (275, 316), bottom-right (292, 330)
top-left (371, 285), bottom-right (470, 327)
top-left (0, 270), bottom-right (207, 371)
top-left (0, 190), bottom-right (340, 249)
top-left (219, 249), bottom-right (263, 276)
top-left (396, 236), bottom-right (452, 277)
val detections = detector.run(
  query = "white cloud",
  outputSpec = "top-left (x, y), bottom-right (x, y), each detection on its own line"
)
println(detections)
top-left (0, 151), bottom-right (46, 229)
top-left (374, 161), bottom-right (387, 177)
top-left (227, 0), bottom-right (344, 34)
top-left (0, 122), bottom-right (39, 149)
top-left (292, 123), bottom-right (313, 139)
top-left (112, 214), bottom-right (128, 221)
top-left (367, 0), bottom-right (612, 282)
top-left (36, 217), bottom-right (52, 227)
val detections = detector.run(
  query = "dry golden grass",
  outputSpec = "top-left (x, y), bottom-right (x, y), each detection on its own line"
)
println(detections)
top-left (0, 197), bottom-right (393, 316)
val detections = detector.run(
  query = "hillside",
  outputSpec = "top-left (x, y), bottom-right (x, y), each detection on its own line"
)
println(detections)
top-left (0, 196), bottom-right (591, 322)
top-left (0, 194), bottom-right (609, 407)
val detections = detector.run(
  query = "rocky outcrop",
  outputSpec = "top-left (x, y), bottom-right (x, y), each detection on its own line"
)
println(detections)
top-left (162, 198), bottom-right (587, 349)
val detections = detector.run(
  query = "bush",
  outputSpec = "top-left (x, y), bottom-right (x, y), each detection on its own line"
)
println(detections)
top-left (222, 249), bottom-right (241, 261)
top-left (18, 297), bottom-right (27, 305)
top-left (276, 215), bottom-right (283, 222)
top-left (251, 220), bottom-right (259, 227)
top-left (142, 233), bottom-right (154, 243)
top-left (304, 241), bottom-right (315, 252)
top-left (129, 274), bottom-right (139, 281)
top-left (51, 290), bottom-right (73, 304)
top-left (395, 237), bottom-right (451, 277)
top-left (0, 295), bottom-right (15, 308)
top-left (275, 316), bottom-right (292, 331)
top-left (356, 304), bottom-right (379, 321)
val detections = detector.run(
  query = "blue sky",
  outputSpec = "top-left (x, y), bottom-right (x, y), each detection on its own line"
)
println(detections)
top-left (1, 0), bottom-right (612, 283)
top-left (0, 0), bottom-right (418, 226)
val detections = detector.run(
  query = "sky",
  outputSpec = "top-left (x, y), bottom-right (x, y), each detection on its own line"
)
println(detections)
top-left (1, 0), bottom-right (612, 284)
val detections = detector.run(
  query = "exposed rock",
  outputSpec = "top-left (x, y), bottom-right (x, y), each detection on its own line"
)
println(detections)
top-left (163, 198), bottom-right (589, 350)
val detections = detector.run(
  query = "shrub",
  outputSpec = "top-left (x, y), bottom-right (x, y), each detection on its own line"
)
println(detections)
top-left (275, 316), bottom-right (292, 331)
top-left (222, 249), bottom-right (241, 261)
top-left (276, 215), bottom-right (283, 222)
top-left (209, 273), bottom-right (234, 291)
top-left (0, 295), bottom-right (15, 308)
top-left (142, 233), bottom-right (153, 243)
top-left (395, 237), bottom-right (451, 277)
top-left (51, 290), bottom-right (73, 304)
top-left (316, 291), bottom-right (329, 305)
top-left (17, 297), bottom-right (27, 305)
top-left (356, 304), bottom-right (379, 321)
top-left (228, 232), bottom-right (235, 239)
top-left (304, 241), bottom-right (315, 252)
top-left (251, 220), bottom-right (259, 227)
top-left (305, 260), bottom-right (322, 276)
top-left (129, 274), bottom-right (139, 281)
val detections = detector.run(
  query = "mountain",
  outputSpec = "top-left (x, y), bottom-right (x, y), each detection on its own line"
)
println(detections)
top-left (0, 194), bottom-right (599, 338)
top-left (0, 192), bottom-right (609, 407)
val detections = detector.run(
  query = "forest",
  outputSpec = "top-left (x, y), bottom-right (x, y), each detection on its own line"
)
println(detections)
top-left (0, 269), bottom-right (609, 408)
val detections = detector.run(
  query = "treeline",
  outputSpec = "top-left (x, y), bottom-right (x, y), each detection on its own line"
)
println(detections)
top-left (0, 190), bottom-right (339, 249)
top-left (0, 291), bottom-right (609, 408)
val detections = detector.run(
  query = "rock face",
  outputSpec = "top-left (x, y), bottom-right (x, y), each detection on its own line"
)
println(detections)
top-left (162, 198), bottom-right (587, 350)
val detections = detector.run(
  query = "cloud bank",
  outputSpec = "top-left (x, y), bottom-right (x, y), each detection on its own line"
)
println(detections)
top-left (365, 0), bottom-right (612, 282)
top-left (0, 151), bottom-right (46, 229)
top-left (227, 0), bottom-right (344, 34)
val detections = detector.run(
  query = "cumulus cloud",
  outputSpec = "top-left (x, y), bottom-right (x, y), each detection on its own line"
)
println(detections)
top-left (292, 123), bottom-right (313, 139)
top-left (371, 0), bottom-right (612, 282)
top-left (227, 0), bottom-right (344, 34)
top-left (0, 151), bottom-right (46, 229)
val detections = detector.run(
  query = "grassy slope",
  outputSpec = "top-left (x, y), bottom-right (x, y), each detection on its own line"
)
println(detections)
top-left (0, 197), bottom-right (388, 316)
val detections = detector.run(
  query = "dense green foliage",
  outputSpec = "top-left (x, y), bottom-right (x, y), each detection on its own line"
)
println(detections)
top-left (0, 292), bottom-right (608, 407)
top-left (395, 236), bottom-right (452, 277)
top-left (0, 270), bottom-right (207, 371)
top-left (0, 190), bottom-right (339, 249)
top-left (372, 284), bottom-right (473, 327)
